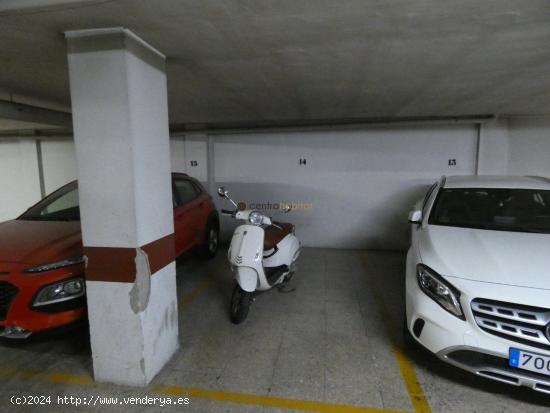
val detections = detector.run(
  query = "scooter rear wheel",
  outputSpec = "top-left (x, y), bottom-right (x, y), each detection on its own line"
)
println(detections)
top-left (230, 284), bottom-right (253, 324)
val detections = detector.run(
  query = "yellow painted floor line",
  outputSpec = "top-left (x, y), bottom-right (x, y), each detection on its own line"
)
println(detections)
top-left (0, 367), bottom-right (94, 386)
top-left (0, 366), bottom-right (406, 413)
top-left (361, 254), bottom-right (432, 413)
top-left (155, 385), bottom-right (408, 413)
top-left (179, 277), bottom-right (212, 311)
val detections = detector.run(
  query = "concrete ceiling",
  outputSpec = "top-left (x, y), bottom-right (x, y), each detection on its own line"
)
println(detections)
top-left (1, 0), bottom-right (550, 128)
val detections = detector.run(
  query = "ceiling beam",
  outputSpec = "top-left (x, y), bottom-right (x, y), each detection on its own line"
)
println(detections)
top-left (0, 0), bottom-right (97, 14)
top-left (0, 113), bottom-right (497, 137)
top-left (0, 100), bottom-right (72, 128)
top-left (170, 114), bottom-right (496, 135)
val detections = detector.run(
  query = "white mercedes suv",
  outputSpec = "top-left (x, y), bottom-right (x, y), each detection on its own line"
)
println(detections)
top-left (406, 175), bottom-right (550, 393)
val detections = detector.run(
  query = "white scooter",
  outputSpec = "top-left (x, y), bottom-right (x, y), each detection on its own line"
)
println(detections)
top-left (218, 187), bottom-right (301, 324)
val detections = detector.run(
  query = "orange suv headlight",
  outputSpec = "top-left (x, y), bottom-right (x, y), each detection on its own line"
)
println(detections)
top-left (24, 256), bottom-right (84, 274)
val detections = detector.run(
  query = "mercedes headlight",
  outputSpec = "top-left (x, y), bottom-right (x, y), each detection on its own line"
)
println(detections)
top-left (416, 264), bottom-right (465, 320)
top-left (248, 211), bottom-right (264, 225)
top-left (24, 256), bottom-right (84, 274)
top-left (33, 277), bottom-right (85, 307)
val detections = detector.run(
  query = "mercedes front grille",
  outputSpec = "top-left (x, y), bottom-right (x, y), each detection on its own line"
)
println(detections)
top-left (471, 298), bottom-right (550, 350)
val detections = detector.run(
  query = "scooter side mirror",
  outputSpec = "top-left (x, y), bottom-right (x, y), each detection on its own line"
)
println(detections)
top-left (282, 203), bottom-right (292, 213)
top-left (218, 186), bottom-right (229, 198)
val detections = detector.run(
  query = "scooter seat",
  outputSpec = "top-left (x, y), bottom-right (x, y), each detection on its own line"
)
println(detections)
top-left (264, 222), bottom-right (294, 251)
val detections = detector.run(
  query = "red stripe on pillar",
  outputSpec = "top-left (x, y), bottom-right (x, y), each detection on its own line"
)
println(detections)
top-left (142, 233), bottom-right (176, 275)
top-left (84, 233), bottom-right (175, 282)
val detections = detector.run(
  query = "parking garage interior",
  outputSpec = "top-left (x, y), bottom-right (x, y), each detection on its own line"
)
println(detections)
top-left (2, 1), bottom-right (550, 412)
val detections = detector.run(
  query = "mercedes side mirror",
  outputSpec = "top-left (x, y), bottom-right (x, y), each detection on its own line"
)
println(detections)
top-left (408, 209), bottom-right (422, 225)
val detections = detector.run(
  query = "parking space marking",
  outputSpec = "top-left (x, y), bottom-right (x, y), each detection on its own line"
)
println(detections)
top-left (157, 385), bottom-right (407, 413)
top-left (361, 254), bottom-right (432, 413)
top-left (393, 347), bottom-right (431, 413)
top-left (0, 365), bottom-right (407, 413)
top-left (0, 367), bottom-right (94, 386)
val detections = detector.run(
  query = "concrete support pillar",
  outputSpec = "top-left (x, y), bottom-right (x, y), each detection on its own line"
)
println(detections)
top-left (65, 28), bottom-right (178, 386)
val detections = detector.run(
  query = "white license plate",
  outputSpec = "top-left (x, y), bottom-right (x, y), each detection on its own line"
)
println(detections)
top-left (509, 348), bottom-right (550, 376)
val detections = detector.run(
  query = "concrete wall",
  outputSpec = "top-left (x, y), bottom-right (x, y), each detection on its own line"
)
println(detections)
top-left (1, 117), bottom-right (550, 249)
top-left (41, 139), bottom-right (78, 193)
top-left (475, 117), bottom-right (550, 178)
top-left (0, 138), bottom-right (41, 220)
top-left (0, 138), bottom-right (198, 224)
top-left (213, 125), bottom-right (477, 249)
top-left (0, 138), bottom-right (79, 221)
top-left (477, 120), bottom-right (509, 175)
top-left (170, 134), bottom-right (208, 184)
top-left (507, 117), bottom-right (550, 177)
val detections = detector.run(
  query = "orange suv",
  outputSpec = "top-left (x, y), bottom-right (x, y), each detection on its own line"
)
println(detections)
top-left (0, 173), bottom-right (218, 339)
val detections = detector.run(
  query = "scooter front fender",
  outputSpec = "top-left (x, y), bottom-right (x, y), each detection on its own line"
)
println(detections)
top-left (235, 267), bottom-right (258, 292)
top-left (229, 224), bottom-right (264, 292)
top-left (229, 224), bottom-right (264, 265)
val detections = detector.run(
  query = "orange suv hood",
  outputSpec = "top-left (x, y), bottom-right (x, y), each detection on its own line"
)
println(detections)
top-left (0, 220), bottom-right (83, 266)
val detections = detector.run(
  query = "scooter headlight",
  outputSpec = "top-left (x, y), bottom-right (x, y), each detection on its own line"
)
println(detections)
top-left (416, 264), bottom-right (465, 320)
top-left (249, 211), bottom-right (264, 225)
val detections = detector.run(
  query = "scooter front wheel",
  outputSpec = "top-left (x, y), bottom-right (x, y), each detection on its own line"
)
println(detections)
top-left (230, 285), bottom-right (253, 324)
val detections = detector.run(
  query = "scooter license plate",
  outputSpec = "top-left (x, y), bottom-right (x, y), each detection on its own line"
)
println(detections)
top-left (509, 348), bottom-right (550, 376)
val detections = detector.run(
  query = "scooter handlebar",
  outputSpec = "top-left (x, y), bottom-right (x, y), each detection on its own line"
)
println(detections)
top-left (221, 209), bottom-right (236, 215)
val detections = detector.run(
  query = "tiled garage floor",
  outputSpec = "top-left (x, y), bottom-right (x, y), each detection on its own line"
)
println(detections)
top-left (1, 248), bottom-right (550, 412)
